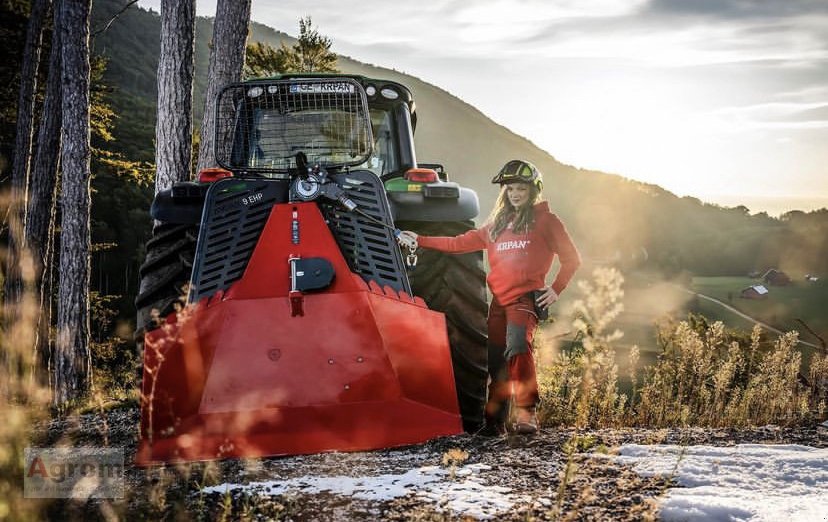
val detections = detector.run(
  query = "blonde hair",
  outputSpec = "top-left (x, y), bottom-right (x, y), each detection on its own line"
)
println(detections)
top-left (488, 183), bottom-right (542, 241)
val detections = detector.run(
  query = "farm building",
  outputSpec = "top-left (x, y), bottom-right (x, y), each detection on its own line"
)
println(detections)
top-left (741, 285), bottom-right (769, 300)
top-left (762, 269), bottom-right (791, 286)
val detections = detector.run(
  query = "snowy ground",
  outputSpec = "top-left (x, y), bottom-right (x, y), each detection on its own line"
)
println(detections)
top-left (615, 443), bottom-right (828, 522)
top-left (204, 436), bottom-right (828, 522)
top-left (201, 442), bottom-right (828, 521)
top-left (203, 460), bottom-right (532, 520)
top-left (38, 409), bottom-right (828, 520)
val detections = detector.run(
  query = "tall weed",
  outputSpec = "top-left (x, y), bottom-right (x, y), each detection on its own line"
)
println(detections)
top-left (537, 268), bottom-right (828, 428)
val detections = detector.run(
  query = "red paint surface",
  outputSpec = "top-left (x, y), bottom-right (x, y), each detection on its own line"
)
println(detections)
top-left (137, 202), bottom-right (462, 465)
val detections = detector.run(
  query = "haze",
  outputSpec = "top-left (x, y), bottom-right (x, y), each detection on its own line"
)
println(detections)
top-left (138, 0), bottom-right (828, 216)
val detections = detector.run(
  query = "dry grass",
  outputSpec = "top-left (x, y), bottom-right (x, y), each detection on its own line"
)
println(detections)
top-left (1, 196), bottom-right (52, 520)
top-left (536, 267), bottom-right (828, 429)
top-left (1, 198), bottom-right (128, 520)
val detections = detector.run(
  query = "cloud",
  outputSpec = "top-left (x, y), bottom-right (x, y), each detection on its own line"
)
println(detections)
top-left (642, 0), bottom-right (828, 19)
top-left (510, 6), bottom-right (828, 69)
top-left (706, 101), bottom-right (828, 131)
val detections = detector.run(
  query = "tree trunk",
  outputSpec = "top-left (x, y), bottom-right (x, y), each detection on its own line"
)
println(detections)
top-left (26, 3), bottom-right (63, 380)
top-left (3, 0), bottom-right (50, 309)
top-left (155, 0), bottom-right (195, 193)
top-left (54, 0), bottom-right (92, 408)
top-left (195, 0), bottom-right (251, 173)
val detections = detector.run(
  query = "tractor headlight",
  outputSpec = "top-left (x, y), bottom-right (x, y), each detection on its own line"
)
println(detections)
top-left (380, 87), bottom-right (399, 100)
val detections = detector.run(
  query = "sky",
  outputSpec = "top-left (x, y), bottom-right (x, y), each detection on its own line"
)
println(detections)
top-left (138, 0), bottom-right (828, 215)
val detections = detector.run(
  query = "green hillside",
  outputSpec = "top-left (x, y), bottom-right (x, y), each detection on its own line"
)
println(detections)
top-left (102, 2), bottom-right (828, 275)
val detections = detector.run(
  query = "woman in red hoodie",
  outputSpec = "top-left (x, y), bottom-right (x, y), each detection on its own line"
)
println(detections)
top-left (398, 160), bottom-right (581, 435)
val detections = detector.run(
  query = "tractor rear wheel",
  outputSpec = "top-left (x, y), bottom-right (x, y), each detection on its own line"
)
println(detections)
top-left (134, 222), bottom-right (199, 341)
top-left (396, 220), bottom-right (489, 432)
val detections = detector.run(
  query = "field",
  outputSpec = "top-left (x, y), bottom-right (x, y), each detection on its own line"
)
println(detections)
top-left (537, 265), bottom-right (826, 385)
top-left (691, 275), bottom-right (827, 341)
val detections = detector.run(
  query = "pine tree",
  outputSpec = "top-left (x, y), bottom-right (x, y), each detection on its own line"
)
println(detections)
top-left (154, 0), bottom-right (195, 193)
top-left (25, 2), bottom-right (63, 380)
top-left (244, 16), bottom-right (338, 79)
top-left (283, 17), bottom-right (338, 73)
top-left (243, 41), bottom-right (287, 78)
top-left (196, 0), bottom-right (251, 173)
top-left (3, 0), bottom-right (49, 310)
top-left (54, 0), bottom-right (92, 407)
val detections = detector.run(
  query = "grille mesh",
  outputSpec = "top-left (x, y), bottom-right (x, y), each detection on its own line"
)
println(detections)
top-left (321, 171), bottom-right (411, 295)
top-left (189, 173), bottom-right (411, 302)
top-left (215, 78), bottom-right (372, 174)
top-left (189, 178), bottom-right (289, 302)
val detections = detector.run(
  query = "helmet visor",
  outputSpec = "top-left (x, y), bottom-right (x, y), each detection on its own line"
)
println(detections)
top-left (492, 160), bottom-right (538, 185)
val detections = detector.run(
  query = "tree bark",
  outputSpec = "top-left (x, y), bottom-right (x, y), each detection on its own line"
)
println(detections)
top-left (26, 3), bottom-right (63, 380)
top-left (54, 0), bottom-right (92, 408)
top-left (195, 0), bottom-right (251, 173)
top-left (155, 0), bottom-right (195, 193)
top-left (3, 0), bottom-right (50, 309)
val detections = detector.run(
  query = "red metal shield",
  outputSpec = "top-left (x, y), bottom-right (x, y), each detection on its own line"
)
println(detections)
top-left (136, 203), bottom-right (462, 465)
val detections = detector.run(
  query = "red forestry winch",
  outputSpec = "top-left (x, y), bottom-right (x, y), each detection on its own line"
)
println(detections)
top-left (135, 76), bottom-right (488, 465)
top-left (137, 201), bottom-right (461, 464)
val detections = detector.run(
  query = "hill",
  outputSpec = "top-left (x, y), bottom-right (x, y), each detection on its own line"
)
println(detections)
top-left (88, 1), bottom-right (827, 281)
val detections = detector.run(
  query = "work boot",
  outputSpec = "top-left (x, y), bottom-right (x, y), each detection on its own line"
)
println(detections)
top-left (477, 421), bottom-right (507, 437)
top-left (477, 410), bottom-right (508, 437)
top-left (514, 406), bottom-right (538, 435)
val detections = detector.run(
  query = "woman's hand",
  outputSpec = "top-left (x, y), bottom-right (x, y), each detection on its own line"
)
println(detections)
top-left (535, 286), bottom-right (559, 308)
top-left (396, 230), bottom-right (418, 249)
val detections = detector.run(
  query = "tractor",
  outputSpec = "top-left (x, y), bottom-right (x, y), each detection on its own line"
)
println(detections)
top-left (134, 75), bottom-right (488, 464)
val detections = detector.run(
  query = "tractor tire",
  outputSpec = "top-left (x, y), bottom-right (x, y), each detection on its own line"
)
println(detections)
top-left (396, 220), bottom-right (489, 433)
top-left (134, 222), bottom-right (199, 341)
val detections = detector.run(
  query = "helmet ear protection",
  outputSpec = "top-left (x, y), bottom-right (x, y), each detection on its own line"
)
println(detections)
top-left (492, 159), bottom-right (543, 192)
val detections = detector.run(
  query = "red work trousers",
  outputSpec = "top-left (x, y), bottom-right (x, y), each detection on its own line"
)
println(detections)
top-left (485, 293), bottom-right (539, 423)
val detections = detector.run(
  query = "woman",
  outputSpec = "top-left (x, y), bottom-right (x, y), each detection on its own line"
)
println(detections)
top-left (398, 160), bottom-right (581, 435)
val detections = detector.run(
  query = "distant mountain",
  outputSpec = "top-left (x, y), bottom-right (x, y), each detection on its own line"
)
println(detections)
top-left (90, 0), bottom-right (828, 278)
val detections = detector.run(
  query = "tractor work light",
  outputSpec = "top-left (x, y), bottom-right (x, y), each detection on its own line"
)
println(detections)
top-left (198, 167), bottom-right (233, 183)
top-left (404, 168), bottom-right (439, 183)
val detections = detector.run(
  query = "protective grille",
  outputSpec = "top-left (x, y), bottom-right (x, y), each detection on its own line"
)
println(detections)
top-left (189, 178), bottom-right (290, 302)
top-left (321, 171), bottom-right (412, 295)
top-left (215, 78), bottom-right (373, 174)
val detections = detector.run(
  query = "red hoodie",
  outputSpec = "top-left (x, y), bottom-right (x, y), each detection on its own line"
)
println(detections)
top-left (417, 201), bottom-right (581, 306)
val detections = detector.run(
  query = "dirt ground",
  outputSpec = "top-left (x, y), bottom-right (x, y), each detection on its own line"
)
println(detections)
top-left (35, 407), bottom-right (827, 521)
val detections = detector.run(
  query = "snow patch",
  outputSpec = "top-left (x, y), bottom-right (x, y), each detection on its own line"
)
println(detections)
top-left (617, 443), bottom-right (828, 521)
top-left (202, 462), bottom-right (527, 519)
